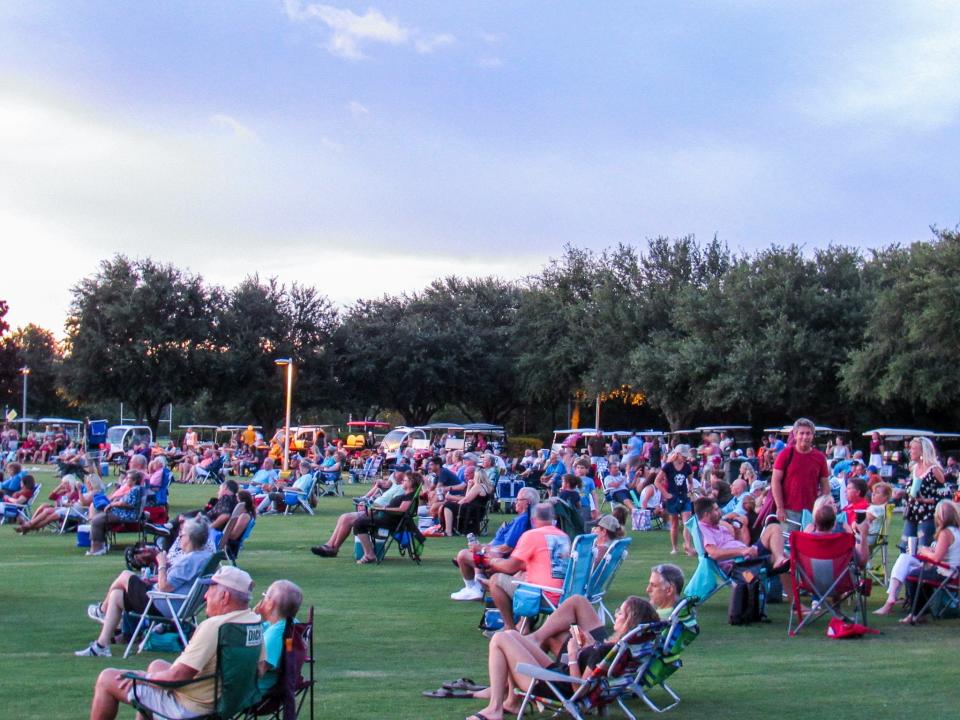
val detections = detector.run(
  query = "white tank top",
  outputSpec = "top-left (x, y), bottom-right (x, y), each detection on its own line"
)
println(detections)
top-left (941, 527), bottom-right (960, 573)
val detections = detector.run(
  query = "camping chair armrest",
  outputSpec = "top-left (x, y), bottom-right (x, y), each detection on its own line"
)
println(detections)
top-left (516, 663), bottom-right (588, 686)
top-left (145, 590), bottom-right (189, 601)
top-left (122, 672), bottom-right (216, 689)
top-left (621, 621), bottom-right (669, 643)
top-left (914, 556), bottom-right (952, 571)
top-left (512, 580), bottom-right (560, 593)
top-left (284, 488), bottom-right (308, 497)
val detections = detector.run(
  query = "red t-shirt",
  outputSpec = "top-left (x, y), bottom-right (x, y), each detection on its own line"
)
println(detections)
top-left (511, 524), bottom-right (571, 603)
top-left (843, 498), bottom-right (870, 526)
top-left (774, 445), bottom-right (828, 512)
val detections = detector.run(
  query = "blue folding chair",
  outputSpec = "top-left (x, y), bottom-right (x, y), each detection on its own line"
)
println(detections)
top-left (513, 533), bottom-right (597, 629)
top-left (585, 536), bottom-right (633, 623)
top-left (283, 473), bottom-right (318, 515)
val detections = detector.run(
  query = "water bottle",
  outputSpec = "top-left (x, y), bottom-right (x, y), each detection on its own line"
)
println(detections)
top-left (467, 533), bottom-right (478, 549)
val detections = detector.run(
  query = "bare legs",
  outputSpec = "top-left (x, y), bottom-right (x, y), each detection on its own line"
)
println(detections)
top-left (530, 595), bottom-right (603, 656)
top-left (668, 511), bottom-right (693, 554)
top-left (322, 512), bottom-right (364, 553)
top-left (90, 659), bottom-right (170, 720)
top-left (470, 630), bottom-right (551, 720)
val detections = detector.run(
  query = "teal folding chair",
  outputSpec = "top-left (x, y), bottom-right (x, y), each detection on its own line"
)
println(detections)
top-left (513, 533), bottom-right (596, 628)
top-left (585, 536), bottom-right (632, 623)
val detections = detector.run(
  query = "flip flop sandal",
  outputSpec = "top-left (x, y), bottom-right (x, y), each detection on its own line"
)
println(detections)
top-left (443, 678), bottom-right (488, 692)
top-left (356, 557), bottom-right (377, 564)
top-left (421, 688), bottom-right (475, 699)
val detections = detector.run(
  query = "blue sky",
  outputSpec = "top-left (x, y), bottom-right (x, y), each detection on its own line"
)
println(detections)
top-left (2, 1), bottom-right (959, 334)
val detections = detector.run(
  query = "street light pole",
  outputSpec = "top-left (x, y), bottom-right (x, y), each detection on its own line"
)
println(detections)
top-left (274, 358), bottom-right (294, 476)
top-left (20, 366), bottom-right (30, 434)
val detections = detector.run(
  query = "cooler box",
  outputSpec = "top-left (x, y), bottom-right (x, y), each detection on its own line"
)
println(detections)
top-left (77, 523), bottom-right (91, 548)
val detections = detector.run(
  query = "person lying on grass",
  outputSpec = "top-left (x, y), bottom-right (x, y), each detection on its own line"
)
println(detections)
top-left (464, 596), bottom-right (659, 720)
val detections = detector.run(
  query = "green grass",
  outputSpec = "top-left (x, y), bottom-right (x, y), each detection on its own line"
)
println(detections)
top-left (2, 467), bottom-right (959, 719)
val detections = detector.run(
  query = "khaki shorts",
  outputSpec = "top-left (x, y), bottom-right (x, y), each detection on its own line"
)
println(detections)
top-left (129, 685), bottom-right (204, 720)
top-left (491, 571), bottom-right (526, 598)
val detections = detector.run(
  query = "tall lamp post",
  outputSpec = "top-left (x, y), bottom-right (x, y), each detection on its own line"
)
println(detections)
top-left (274, 358), bottom-right (294, 477)
top-left (20, 366), bottom-right (30, 435)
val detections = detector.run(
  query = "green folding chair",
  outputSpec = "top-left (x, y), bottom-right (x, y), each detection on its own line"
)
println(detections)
top-left (125, 621), bottom-right (263, 719)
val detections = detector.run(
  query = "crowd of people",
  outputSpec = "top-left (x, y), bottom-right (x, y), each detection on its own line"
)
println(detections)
top-left (4, 415), bottom-right (960, 719)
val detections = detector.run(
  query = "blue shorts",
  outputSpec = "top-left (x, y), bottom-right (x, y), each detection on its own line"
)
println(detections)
top-left (665, 496), bottom-right (692, 515)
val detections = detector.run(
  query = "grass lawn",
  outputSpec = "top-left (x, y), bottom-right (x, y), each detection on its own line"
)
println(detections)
top-left (2, 467), bottom-right (959, 719)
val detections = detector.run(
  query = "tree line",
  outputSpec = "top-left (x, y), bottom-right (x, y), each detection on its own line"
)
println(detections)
top-left (1, 228), bottom-right (959, 436)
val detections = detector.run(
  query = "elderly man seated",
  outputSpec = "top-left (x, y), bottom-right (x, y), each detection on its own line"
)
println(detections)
top-left (694, 497), bottom-right (788, 572)
top-left (89, 566), bottom-right (262, 720)
top-left (310, 467), bottom-right (411, 557)
top-left (450, 487), bottom-right (539, 600)
top-left (483, 502), bottom-right (571, 631)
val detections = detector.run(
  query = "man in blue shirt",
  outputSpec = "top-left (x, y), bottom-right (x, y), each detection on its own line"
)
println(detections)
top-left (450, 487), bottom-right (539, 601)
top-left (254, 579), bottom-right (304, 695)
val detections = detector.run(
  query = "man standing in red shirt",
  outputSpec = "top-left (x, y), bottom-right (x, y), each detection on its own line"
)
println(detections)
top-left (771, 418), bottom-right (830, 529)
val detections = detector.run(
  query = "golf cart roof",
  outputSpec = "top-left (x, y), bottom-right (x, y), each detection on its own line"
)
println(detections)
top-left (765, 425), bottom-right (847, 435)
top-left (862, 428), bottom-right (937, 440)
top-left (179, 425), bottom-right (220, 430)
top-left (463, 423), bottom-right (505, 432)
top-left (552, 428), bottom-right (597, 435)
top-left (346, 421), bottom-right (391, 428)
top-left (695, 425), bottom-right (753, 432)
top-left (218, 425), bottom-right (262, 430)
top-left (607, 429), bottom-right (665, 437)
top-left (416, 423), bottom-right (465, 431)
top-left (36, 417), bottom-right (83, 426)
top-left (670, 429), bottom-right (700, 436)
top-left (933, 432), bottom-right (960, 439)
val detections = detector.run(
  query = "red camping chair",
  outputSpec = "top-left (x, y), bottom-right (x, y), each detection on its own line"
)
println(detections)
top-left (788, 532), bottom-right (868, 637)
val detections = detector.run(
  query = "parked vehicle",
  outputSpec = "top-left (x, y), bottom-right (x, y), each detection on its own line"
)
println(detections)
top-left (106, 425), bottom-right (153, 462)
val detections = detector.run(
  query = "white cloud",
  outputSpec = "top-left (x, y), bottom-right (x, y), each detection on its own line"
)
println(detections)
top-left (799, 3), bottom-right (960, 130)
top-left (415, 33), bottom-right (455, 54)
top-left (478, 31), bottom-right (505, 45)
top-left (283, 1), bottom-right (409, 59)
top-left (209, 113), bottom-right (257, 140)
top-left (347, 100), bottom-right (369, 117)
top-left (477, 56), bottom-right (503, 69)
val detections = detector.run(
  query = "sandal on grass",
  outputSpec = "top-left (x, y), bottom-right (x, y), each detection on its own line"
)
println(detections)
top-left (356, 556), bottom-right (377, 564)
top-left (421, 688), bottom-right (476, 699)
top-left (443, 678), bottom-right (488, 692)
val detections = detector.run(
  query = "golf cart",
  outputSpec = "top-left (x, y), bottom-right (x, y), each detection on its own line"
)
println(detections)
top-left (862, 428), bottom-right (936, 480)
top-left (463, 423), bottom-right (507, 454)
top-left (106, 425), bottom-right (153, 463)
top-left (343, 421), bottom-right (392, 453)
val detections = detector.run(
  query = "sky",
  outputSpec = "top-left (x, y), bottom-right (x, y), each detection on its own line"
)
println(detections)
top-left (2, 1), bottom-right (959, 336)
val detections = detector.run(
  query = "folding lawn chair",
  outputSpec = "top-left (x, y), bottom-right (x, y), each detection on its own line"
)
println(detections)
top-left (376, 486), bottom-right (425, 565)
top-left (515, 597), bottom-right (700, 719)
top-left (585, 537), bottom-right (632, 624)
top-left (788, 531), bottom-right (868, 636)
top-left (282, 473), bottom-right (318, 516)
top-left (126, 620), bottom-right (263, 719)
top-left (318, 469), bottom-right (342, 497)
top-left (866, 503), bottom-right (894, 589)
top-left (351, 455), bottom-right (382, 483)
top-left (195, 455), bottom-right (227, 485)
top-left (107, 484), bottom-right (150, 545)
top-left (907, 558), bottom-right (960, 621)
top-left (513, 533), bottom-right (597, 629)
top-left (246, 607), bottom-right (315, 720)
top-left (123, 551), bottom-right (225, 657)
top-left (0, 482), bottom-right (41, 525)
top-left (215, 506), bottom-right (256, 566)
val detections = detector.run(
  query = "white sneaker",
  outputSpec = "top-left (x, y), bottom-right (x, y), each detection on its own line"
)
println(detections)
top-left (450, 585), bottom-right (484, 601)
top-left (85, 546), bottom-right (108, 557)
top-left (87, 604), bottom-right (105, 623)
top-left (75, 642), bottom-right (111, 657)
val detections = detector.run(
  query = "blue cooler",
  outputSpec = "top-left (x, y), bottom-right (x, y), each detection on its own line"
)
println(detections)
top-left (77, 523), bottom-right (91, 548)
